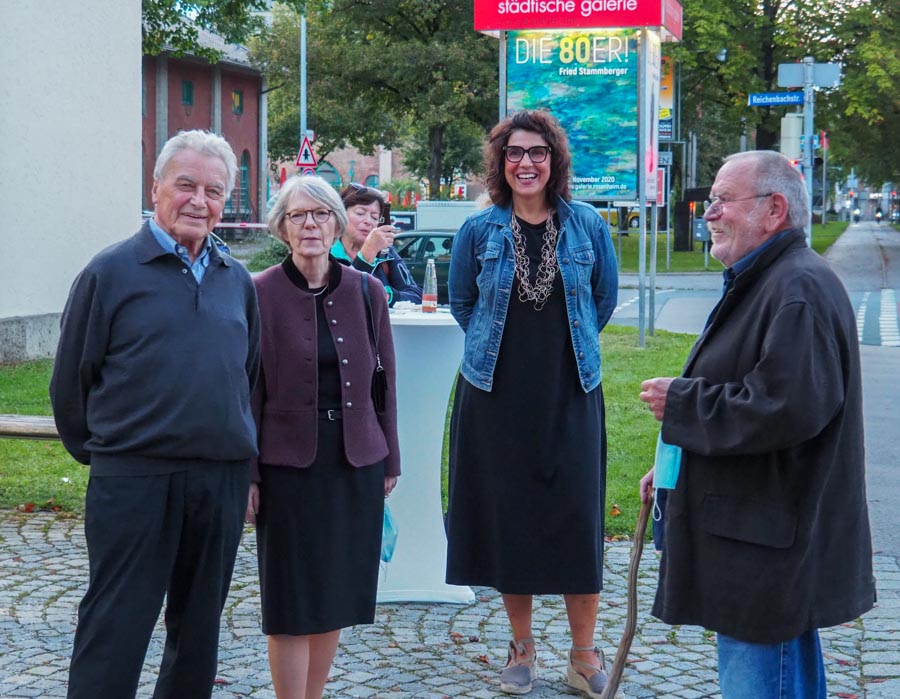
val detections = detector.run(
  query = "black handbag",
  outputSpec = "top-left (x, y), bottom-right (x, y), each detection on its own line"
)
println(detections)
top-left (361, 274), bottom-right (387, 415)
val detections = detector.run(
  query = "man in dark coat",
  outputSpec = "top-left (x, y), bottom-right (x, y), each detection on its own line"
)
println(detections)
top-left (50, 130), bottom-right (260, 699)
top-left (638, 150), bottom-right (875, 699)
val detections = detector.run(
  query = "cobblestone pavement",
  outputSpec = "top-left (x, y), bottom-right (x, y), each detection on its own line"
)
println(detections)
top-left (1, 512), bottom-right (898, 698)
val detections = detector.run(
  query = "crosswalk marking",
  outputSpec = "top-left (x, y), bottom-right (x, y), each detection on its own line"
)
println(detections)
top-left (857, 292), bottom-right (870, 344)
top-left (880, 289), bottom-right (900, 347)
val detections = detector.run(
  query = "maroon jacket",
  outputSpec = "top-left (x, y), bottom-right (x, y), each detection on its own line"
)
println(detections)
top-left (250, 262), bottom-right (400, 481)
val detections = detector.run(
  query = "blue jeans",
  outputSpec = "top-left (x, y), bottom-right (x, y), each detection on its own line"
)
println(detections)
top-left (717, 629), bottom-right (827, 699)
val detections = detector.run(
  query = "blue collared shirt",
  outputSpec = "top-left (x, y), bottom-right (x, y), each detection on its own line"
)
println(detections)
top-left (721, 228), bottom-right (794, 296)
top-left (149, 218), bottom-right (212, 283)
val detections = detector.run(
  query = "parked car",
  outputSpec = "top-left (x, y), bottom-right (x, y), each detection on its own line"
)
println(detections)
top-left (393, 229), bottom-right (455, 305)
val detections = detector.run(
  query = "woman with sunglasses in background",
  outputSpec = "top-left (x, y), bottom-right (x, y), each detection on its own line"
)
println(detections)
top-left (445, 110), bottom-right (618, 699)
top-left (334, 183), bottom-right (422, 307)
top-left (247, 175), bottom-right (400, 699)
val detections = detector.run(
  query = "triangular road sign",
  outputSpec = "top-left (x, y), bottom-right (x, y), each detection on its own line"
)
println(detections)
top-left (295, 136), bottom-right (317, 168)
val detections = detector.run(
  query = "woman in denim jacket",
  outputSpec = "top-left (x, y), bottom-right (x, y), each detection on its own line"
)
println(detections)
top-left (445, 110), bottom-right (618, 699)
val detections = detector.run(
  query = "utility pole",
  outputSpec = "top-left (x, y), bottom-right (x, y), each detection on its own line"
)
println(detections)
top-left (778, 57), bottom-right (841, 247)
top-left (802, 57), bottom-right (815, 244)
top-left (299, 15), bottom-right (307, 143)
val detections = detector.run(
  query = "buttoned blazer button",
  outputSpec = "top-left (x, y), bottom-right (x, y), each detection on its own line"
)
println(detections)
top-left (345, 401), bottom-right (352, 408)
top-left (337, 337), bottom-right (344, 343)
top-left (331, 319), bottom-right (337, 325)
top-left (570, 288), bottom-right (576, 296)
top-left (579, 351), bottom-right (585, 359)
top-left (327, 300), bottom-right (334, 307)
top-left (573, 319), bottom-right (580, 328)
top-left (345, 381), bottom-right (351, 387)
top-left (342, 358), bottom-right (348, 365)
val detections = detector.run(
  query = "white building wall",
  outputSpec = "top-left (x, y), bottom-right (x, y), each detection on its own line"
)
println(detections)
top-left (0, 2), bottom-right (141, 361)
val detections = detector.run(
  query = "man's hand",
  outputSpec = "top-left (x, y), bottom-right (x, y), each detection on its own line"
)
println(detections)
top-left (639, 467), bottom-right (655, 505)
top-left (639, 377), bottom-right (675, 421)
top-left (245, 483), bottom-right (260, 525)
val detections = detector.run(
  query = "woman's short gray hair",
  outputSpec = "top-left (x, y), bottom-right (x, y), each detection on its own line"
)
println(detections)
top-left (153, 130), bottom-right (239, 199)
top-left (724, 150), bottom-right (810, 228)
top-left (267, 176), bottom-right (348, 244)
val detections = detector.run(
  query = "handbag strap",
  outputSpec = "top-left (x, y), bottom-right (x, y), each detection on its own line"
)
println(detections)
top-left (361, 274), bottom-right (383, 370)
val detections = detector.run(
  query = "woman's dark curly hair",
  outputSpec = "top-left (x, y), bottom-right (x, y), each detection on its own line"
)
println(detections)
top-left (484, 109), bottom-right (571, 209)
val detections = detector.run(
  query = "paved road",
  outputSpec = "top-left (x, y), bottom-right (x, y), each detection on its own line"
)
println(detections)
top-left (1, 221), bottom-right (898, 698)
top-left (1, 513), bottom-right (897, 699)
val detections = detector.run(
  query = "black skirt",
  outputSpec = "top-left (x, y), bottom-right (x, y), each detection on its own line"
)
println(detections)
top-left (256, 419), bottom-right (385, 635)
top-left (445, 217), bottom-right (607, 595)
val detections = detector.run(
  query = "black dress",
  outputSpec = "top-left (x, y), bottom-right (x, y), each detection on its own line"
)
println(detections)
top-left (256, 259), bottom-right (385, 635)
top-left (445, 216), bottom-right (606, 595)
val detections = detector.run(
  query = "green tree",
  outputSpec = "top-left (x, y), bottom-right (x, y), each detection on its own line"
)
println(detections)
top-left (143, 0), bottom-right (270, 60)
top-left (822, 0), bottom-right (900, 187)
top-left (671, 0), bottom-right (851, 184)
top-left (250, 1), bottom-right (498, 193)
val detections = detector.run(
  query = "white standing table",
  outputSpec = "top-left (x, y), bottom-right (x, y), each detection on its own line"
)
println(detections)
top-left (376, 307), bottom-right (474, 604)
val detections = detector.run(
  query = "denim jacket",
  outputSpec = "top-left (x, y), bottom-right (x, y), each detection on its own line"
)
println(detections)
top-left (449, 197), bottom-right (618, 392)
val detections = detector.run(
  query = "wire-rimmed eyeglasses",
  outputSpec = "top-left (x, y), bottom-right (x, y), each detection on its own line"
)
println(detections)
top-left (704, 193), bottom-right (774, 213)
top-left (503, 145), bottom-right (552, 163)
top-left (286, 208), bottom-right (334, 225)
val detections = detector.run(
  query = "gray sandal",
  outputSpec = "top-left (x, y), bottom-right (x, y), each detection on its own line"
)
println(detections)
top-left (499, 637), bottom-right (537, 695)
top-left (566, 645), bottom-right (609, 699)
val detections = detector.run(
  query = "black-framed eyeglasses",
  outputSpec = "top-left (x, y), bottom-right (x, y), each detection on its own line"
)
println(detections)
top-left (704, 193), bottom-right (774, 213)
top-left (286, 208), bottom-right (334, 225)
top-left (503, 145), bottom-right (552, 163)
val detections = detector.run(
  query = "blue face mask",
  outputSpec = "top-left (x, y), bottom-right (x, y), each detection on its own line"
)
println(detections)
top-left (652, 432), bottom-right (682, 522)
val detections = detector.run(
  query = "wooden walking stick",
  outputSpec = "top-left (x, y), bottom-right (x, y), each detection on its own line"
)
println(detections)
top-left (601, 497), bottom-right (653, 699)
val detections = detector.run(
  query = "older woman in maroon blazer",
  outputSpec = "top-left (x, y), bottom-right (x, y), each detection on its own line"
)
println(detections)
top-left (245, 175), bottom-right (400, 699)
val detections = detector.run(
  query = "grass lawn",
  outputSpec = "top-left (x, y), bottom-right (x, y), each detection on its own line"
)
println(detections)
top-left (1, 326), bottom-right (696, 538)
top-left (0, 359), bottom-right (88, 514)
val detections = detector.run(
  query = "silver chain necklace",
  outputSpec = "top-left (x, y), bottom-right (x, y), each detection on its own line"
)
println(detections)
top-left (510, 211), bottom-right (559, 311)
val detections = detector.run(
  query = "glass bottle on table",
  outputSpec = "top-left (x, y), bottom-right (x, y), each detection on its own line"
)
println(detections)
top-left (422, 257), bottom-right (437, 312)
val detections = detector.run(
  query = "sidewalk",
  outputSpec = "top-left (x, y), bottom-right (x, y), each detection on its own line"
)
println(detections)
top-left (1, 511), bottom-right (897, 698)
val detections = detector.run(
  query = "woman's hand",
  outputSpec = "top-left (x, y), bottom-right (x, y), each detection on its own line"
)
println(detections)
top-left (384, 476), bottom-right (398, 498)
top-left (359, 225), bottom-right (398, 265)
top-left (639, 468), bottom-right (655, 505)
top-left (245, 482), bottom-right (260, 525)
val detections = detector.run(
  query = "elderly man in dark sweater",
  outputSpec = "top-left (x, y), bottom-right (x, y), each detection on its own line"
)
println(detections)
top-left (50, 130), bottom-right (260, 699)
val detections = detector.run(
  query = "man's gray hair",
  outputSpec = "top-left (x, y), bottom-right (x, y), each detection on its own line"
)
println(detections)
top-left (268, 175), bottom-right (348, 243)
top-left (153, 130), bottom-right (239, 199)
top-left (724, 150), bottom-right (809, 228)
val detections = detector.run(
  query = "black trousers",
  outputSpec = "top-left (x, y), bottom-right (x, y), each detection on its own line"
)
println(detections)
top-left (66, 464), bottom-right (249, 699)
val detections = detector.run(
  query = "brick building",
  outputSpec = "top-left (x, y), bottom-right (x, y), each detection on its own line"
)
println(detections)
top-left (142, 28), bottom-right (266, 222)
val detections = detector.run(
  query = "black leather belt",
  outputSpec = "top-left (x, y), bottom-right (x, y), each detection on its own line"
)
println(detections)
top-left (319, 409), bottom-right (342, 421)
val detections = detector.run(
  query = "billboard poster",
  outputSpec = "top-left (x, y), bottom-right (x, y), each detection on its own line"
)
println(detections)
top-left (642, 29), bottom-right (661, 200)
top-left (506, 29), bottom-right (640, 201)
top-left (658, 55), bottom-right (674, 141)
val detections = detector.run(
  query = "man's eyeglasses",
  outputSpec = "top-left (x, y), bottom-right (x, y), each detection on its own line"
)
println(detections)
top-left (286, 208), bottom-right (334, 225)
top-left (704, 193), bottom-right (774, 213)
top-left (503, 145), bottom-right (552, 163)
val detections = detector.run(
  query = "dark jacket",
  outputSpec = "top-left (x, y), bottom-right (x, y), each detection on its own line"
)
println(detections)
top-left (250, 262), bottom-right (400, 481)
top-left (655, 228), bottom-right (876, 644)
top-left (49, 223), bottom-right (261, 474)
